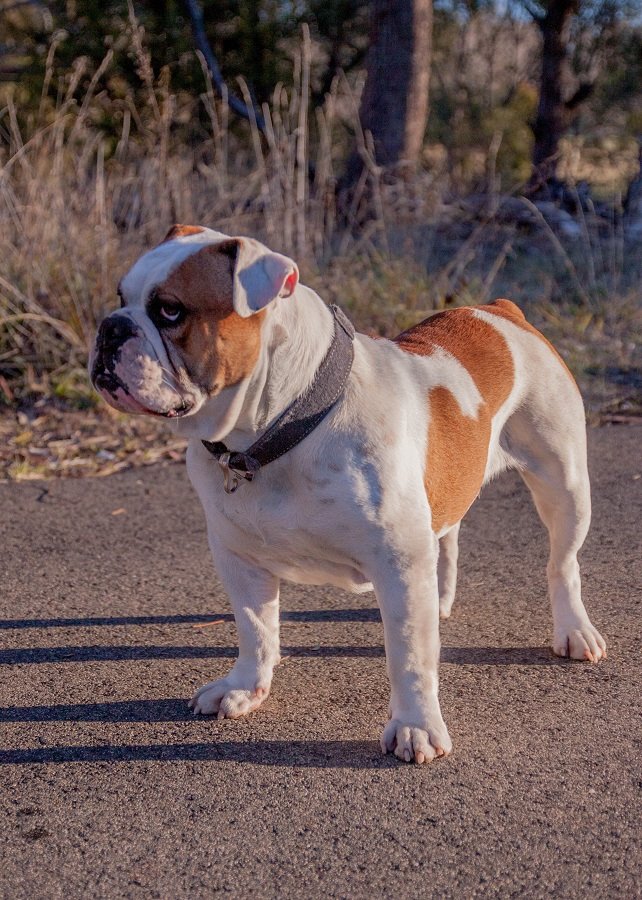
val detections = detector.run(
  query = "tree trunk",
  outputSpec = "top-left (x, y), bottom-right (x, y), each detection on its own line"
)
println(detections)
top-left (351, 0), bottom-right (432, 174)
top-left (529, 0), bottom-right (579, 194)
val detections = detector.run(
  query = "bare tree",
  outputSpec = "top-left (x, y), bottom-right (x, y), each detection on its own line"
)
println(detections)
top-left (526, 0), bottom-right (593, 194)
top-left (347, 0), bottom-right (432, 180)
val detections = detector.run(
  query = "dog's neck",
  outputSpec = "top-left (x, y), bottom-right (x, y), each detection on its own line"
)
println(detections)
top-left (176, 285), bottom-right (335, 444)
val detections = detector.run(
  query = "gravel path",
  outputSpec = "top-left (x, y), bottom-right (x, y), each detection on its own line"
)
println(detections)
top-left (1, 425), bottom-right (640, 898)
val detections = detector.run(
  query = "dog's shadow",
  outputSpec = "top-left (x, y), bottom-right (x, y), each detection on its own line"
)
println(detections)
top-left (0, 612), bottom-right (564, 668)
top-left (0, 700), bottom-right (386, 768)
top-left (0, 645), bottom-right (574, 768)
top-left (442, 646), bottom-right (561, 665)
top-left (0, 735), bottom-right (398, 769)
top-left (0, 644), bottom-right (561, 666)
top-left (0, 643), bottom-right (565, 727)
top-left (0, 609), bottom-right (381, 630)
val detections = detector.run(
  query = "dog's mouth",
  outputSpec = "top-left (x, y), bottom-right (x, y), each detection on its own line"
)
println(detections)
top-left (93, 370), bottom-right (194, 418)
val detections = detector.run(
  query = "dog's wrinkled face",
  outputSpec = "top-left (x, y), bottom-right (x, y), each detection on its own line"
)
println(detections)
top-left (90, 226), bottom-right (298, 419)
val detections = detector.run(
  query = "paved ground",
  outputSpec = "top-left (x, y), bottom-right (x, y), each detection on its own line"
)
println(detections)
top-left (0, 425), bottom-right (640, 899)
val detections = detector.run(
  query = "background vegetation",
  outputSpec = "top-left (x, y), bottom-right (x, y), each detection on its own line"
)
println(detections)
top-left (0, 0), bottom-right (640, 478)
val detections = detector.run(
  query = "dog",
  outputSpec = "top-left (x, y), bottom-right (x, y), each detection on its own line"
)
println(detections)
top-left (90, 225), bottom-right (606, 764)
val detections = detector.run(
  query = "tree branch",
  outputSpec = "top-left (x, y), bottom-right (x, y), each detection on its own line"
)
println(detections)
top-left (182, 0), bottom-right (266, 134)
top-left (565, 80), bottom-right (594, 110)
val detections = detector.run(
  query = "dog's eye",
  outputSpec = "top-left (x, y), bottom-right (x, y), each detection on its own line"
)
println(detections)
top-left (149, 296), bottom-right (186, 327)
top-left (158, 302), bottom-right (183, 323)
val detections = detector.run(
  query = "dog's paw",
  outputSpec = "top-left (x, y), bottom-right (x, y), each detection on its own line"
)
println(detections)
top-left (189, 678), bottom-right (268, 719)
top-left (381, 717), bottom-right (452, 764)
top-left (553, 621), bottom-right (607, 663)
top-left (439, 595), bottom-right (455, 620)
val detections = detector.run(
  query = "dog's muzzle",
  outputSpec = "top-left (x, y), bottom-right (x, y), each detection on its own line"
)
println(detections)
top-left (90, 313), bottom-right (194, 417)
top-left (91, 314), bottom-right (139, 385)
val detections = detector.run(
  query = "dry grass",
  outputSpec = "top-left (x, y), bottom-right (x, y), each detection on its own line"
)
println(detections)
top-left (0, 22), bottom-right (640, 480)
top-left (0, 404), bottom-right (185, 481)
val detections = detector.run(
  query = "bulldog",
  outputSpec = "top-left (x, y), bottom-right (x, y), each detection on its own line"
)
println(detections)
top-left (90, 225), bottom-right (606, 764)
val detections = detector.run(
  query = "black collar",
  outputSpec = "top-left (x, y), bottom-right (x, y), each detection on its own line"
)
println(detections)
top-left (202, 305), bottom-right (355, 493)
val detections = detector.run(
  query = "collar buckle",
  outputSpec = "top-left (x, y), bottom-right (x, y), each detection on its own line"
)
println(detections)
top-left (217, 452), bottom-right (249, 494)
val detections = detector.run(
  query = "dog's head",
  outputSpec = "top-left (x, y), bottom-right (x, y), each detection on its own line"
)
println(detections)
top-left (90, 226), bottom-right (299, 419)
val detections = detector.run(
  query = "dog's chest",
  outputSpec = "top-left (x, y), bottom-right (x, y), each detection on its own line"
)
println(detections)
top-left (187, 445), bottom-right (376, 591)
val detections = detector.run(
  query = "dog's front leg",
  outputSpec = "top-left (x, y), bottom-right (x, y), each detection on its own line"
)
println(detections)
top-left (189, 543), bottom-right (280, 719)
top-left (371, 529), bottom-right (452, 764)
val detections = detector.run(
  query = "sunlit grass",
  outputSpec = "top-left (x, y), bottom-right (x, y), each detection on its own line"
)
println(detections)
top-left (0, 21), bottom-right (639, 419)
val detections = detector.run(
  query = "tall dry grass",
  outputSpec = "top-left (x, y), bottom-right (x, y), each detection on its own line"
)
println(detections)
top-left (0, 17), bottom-right (640, 411)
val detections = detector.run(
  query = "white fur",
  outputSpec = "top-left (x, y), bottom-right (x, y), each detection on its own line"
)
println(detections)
top-left (119, 228), bottom-right (230, 306)
top-left (101, 233), bottom-right (606, 764)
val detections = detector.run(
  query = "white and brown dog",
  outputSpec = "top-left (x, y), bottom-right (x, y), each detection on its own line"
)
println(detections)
top-left (90, 225), bottom-right (606, 764)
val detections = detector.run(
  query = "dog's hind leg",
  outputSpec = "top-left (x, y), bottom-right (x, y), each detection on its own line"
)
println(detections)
top-left (503, 408), bottom-right (606, 662)
top-left (438, 522), bottom-right (460, 620)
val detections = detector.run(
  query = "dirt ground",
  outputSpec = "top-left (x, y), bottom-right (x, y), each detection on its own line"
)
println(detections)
top-left (0, 424), bottom-right (640, 899)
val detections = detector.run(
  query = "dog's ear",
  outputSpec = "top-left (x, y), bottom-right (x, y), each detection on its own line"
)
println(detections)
top-left (162, 224), bottom-right (205, 242)
top-left (216, 237), bottom-right (299, 318)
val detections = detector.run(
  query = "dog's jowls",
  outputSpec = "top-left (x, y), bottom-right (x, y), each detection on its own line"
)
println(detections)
top-left (90, 225), bottom-right (606, 764)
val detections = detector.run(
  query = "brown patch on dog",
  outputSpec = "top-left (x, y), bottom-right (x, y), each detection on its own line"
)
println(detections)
top-left (158, 244), bottom-right (264, 393)
top-left (395, 305), bottom-right (515, 531)
top-left (396, 305), bottom-right (516, 415)
top-left (162, 224), bottom-right (206, 242)
top-left (421, 385), bottom-right (493, 532)
top-left (483, 298), bottom-right (579, 391)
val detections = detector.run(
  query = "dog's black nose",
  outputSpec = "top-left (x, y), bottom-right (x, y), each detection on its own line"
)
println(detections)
top-left (93, 371), bottom-right (123, 393)
top-left (96, 314), bottom-right (138, 355)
